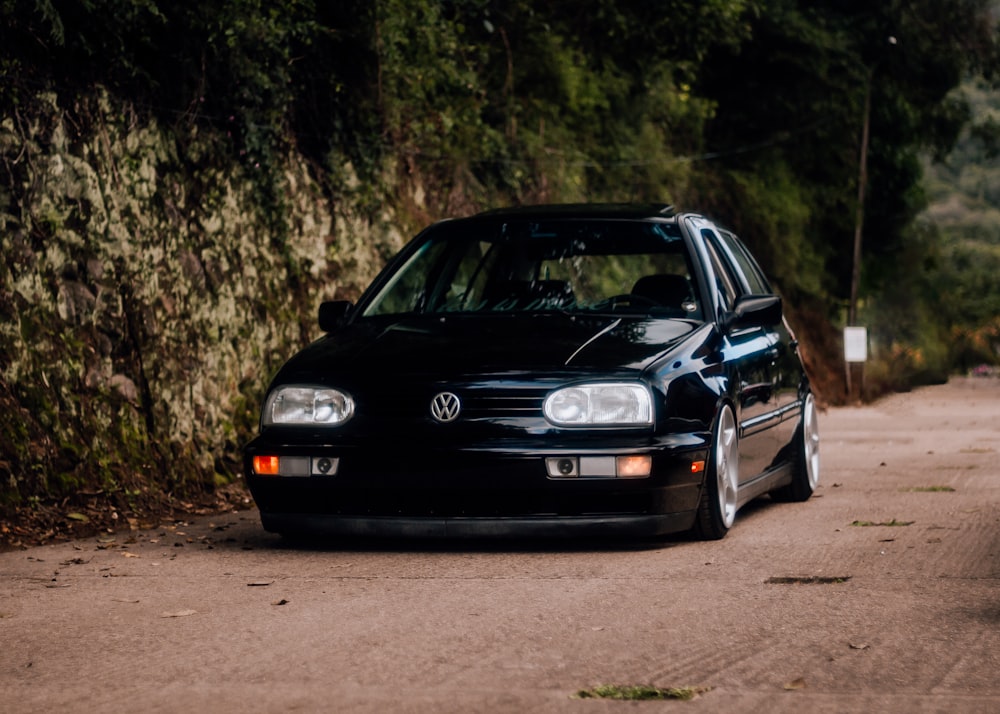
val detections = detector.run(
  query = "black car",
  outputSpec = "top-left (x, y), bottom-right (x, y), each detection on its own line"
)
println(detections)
top-left (244, 204), bottom-right (819, 540)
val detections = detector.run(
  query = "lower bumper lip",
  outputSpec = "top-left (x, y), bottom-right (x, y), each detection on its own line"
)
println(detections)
top-left (258, 512), bottom-right (697, 539)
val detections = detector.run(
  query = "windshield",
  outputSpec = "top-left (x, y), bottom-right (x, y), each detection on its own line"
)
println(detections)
top-left (362, 219), bottom-right (703, 320)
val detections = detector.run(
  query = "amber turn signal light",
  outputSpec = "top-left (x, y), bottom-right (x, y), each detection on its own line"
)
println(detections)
top-left (253, 455), bottom-right (280, 475)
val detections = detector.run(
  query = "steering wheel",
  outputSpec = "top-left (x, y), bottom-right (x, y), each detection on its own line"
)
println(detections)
top-left (604, 293), bottom-right (660, 308)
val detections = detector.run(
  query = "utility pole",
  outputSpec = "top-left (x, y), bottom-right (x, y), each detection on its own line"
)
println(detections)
top-left (846, 37), bottom-right (895, 399)
top-left (848, 36), bottom-right (896, 327)
top-left (848, 70), bottom-right (872, 328)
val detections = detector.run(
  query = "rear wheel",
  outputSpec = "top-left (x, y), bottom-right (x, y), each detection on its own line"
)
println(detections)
top-left (772, 392), bottom-right (820, 502)
top-left (692, 405), bottom-right (739, 540)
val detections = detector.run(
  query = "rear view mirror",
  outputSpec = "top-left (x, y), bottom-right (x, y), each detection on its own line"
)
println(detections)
top-left (318, 300), bottom-right (353, 332)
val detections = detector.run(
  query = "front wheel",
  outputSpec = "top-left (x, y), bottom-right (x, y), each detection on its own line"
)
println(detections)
top-left (692, 404), bottom-right (739, 540)
top-left (772, 392), bottom-right (820, 502)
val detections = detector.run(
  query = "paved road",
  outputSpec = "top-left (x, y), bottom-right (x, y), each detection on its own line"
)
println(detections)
top-left (2, 378), bottom-right (998, 713)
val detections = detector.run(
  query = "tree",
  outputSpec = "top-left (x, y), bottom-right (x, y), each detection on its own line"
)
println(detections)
top-left (692, 0), bottom-right (999, 313)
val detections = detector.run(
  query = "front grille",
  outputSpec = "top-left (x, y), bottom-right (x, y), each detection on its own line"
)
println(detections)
top-left (358, 383), bottom-right (551, 422)
top-left (459, 388), bottom-right (546, 418)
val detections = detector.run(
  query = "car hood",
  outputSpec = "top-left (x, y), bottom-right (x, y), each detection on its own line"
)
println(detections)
top-left (273, 314), bottom-right (702, 385)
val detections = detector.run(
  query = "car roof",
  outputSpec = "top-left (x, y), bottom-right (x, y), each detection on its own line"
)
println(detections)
top-left (470, 203), bottom-right (677, 221)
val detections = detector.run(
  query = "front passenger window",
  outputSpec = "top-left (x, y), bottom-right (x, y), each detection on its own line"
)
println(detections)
top-left (717, 230), bottom-right (771, 296)
top-left (702, 232), bottom-right (738, 314)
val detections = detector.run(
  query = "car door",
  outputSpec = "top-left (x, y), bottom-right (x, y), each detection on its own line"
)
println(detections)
top-left (714, 230), bottom-right (801, 451)
top-left (698, 226), bottom-right (783, 483)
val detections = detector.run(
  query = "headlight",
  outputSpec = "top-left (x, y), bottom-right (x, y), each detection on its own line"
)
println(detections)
top-left (263, 386), bottom-right (355, 426)
top-left (543, 383), bottom-right (653, 426)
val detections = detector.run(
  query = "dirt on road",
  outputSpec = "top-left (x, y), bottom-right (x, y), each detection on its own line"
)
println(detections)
top-left (1, 377), bottom-right (998, 713)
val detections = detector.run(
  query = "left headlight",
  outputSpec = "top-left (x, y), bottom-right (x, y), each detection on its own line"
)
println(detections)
top-left (543, 383), bottom-right (653, 427)
top-left (263, 386), bottom-right (355, 426)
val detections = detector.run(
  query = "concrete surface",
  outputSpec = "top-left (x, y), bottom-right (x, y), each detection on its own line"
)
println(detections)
top-left (1, 377), bottom-right (998, 713)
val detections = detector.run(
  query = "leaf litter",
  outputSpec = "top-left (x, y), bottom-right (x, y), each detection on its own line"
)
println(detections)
top-left (575, 684), bottom-right (711, 701)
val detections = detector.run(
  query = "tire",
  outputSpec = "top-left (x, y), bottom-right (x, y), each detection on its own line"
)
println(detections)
top-left (692, 404), bottom-right (739, 540)
top-left (772, 392), bottom-right (820, 503)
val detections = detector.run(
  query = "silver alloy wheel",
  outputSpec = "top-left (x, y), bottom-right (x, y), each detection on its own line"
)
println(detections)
top-left (715, 406), bottom-right (739, 528)
top-left (802, 393), bottom-right (820, 490)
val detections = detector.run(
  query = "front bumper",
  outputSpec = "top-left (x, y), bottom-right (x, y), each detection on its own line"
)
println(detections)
top-left (244, 431), bottom-right (709, 538)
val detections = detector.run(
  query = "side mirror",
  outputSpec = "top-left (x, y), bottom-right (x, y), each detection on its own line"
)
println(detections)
top-left (723, 294), bottom-right (782, 333)
top-left (318, 300), bottom-right (353, 332)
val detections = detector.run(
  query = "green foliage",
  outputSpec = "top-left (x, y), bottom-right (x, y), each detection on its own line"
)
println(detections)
top-left (0, 0), bottom-right (166, 108)
top-left (689, 0), bottom-right (999, 398)
top-left (367, 0), bottom-right (753, 210)
top-left (694, 0), bottom-right (998, 306)
top-left (854, 218), bottom-right (953, 388)
top-left (922, 77), bottom-right (1000, 369)
top-left (689, 158), bottom-right (824, 300)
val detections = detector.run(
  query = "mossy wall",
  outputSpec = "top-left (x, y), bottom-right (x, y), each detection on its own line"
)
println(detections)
top-left (0, 90), bottom-right (401, 517)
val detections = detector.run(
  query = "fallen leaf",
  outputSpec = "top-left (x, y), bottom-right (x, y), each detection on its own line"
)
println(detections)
top-left (271, 599), bottom-right (290, 606)
top-left (112, 598), bottom-right (140, 603)
top-left (122, 552), bottom-right (140, 558)
top-left (247, 580), bottom-right (274, 587)
top-left (66, 512), bottom-right (89, 523)
top-left (160, 609), bottom-right (197, 618)
top-left (784, 678), bottom-right (806, 691)
top-left (849, 643), bottom-right (871, 650)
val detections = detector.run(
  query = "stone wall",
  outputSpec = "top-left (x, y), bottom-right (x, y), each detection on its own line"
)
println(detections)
top-left (0, 90), bottom-right (401, 514)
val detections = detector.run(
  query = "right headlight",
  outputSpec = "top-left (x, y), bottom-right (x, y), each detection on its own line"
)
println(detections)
top-left (543, 383), bottom-right (653, 427)
top-left (263, 386), bottom-right (355, 426)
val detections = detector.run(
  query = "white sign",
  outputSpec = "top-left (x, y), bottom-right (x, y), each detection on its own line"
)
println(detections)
top-left (844, 326), bottom-right (868, 363)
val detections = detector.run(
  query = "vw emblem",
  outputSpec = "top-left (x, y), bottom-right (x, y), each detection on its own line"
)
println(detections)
top-left (430, 392), bottom-right (461, 423)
